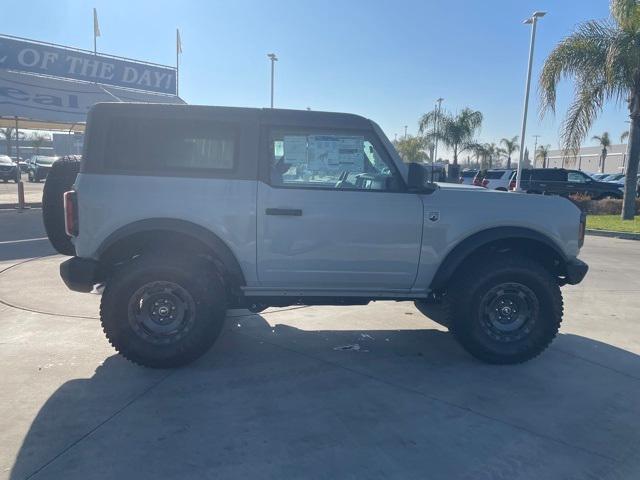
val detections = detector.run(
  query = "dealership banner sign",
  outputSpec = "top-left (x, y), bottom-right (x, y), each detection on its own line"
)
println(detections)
top-left (0, 69), bottom-right (183, 125)
top-left (0, 36), bottom-right (176, 95)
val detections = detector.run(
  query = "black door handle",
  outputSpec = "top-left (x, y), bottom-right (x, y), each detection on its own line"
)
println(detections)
top-left (265, 208), bottom-right (303, 216)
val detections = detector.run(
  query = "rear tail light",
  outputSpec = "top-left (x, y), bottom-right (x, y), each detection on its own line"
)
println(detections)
top-left (482, 179), bottom-right (489, 188)
top-left (63, 190), bottom-right (78, 237)
top-left (509, 180), bottom-right (516, 190)
top-left (473, 178), bottom-right (481, 186)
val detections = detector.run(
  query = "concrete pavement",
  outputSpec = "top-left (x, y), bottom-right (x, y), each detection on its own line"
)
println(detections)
top-left (0, 210), bottom-right (639, 479)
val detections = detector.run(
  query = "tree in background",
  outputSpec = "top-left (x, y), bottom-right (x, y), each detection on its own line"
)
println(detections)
top-left (484, 143), bottom-right (499, 169)
top-left (31, 133), bottom-right (49, 156)
top-left (523, 147), bottom-right (532, 168)
top-left (419, 107), bottom-right (483, 166)
top-left (393, 135), bottom-right (431, 163)
top-left (500, 135), bottom-right (519, 169)
top-left (0, 128), bottom-right (15, 158)
top-left (540, 0), bottom-right (640, 219)
top-left (591, 132), bottom-right (611, 173)
top-left (621, 130), bottom-right (629, 143)
top-left (536, 145), bottom-right (551, 168)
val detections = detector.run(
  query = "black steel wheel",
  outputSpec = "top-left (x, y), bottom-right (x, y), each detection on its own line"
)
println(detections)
top-left (446, 254), bottom-right (562, 364)
top-left (101, 254), bottom-right (226, 368)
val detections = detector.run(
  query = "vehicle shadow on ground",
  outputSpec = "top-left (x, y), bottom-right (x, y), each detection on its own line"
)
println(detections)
top-left (10, 313), bottom-right (640, 480)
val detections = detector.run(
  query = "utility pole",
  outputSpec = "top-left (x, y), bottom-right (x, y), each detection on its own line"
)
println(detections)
top-left (404, 125), bottom-right (408, 139)
top-left (532, 134), bottom-right (540, 167)
top-left (267, 53), bottom-right (278, 108)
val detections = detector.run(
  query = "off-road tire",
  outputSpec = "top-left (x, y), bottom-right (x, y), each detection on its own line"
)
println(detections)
top-left (100, 254), bottom-right (227, 368)
top-left (42, 157), bottom-right (80, 256)
top-left (445, 254), bottom-right (562, 364)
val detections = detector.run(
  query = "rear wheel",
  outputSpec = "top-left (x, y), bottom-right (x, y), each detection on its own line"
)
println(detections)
top-left (100, 254), bottom-right (226, 368)
top-left (445, 255), bottom-right (562, 364)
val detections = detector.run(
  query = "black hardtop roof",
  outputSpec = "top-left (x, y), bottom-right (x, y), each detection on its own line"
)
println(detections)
top-left (89, 102), bottom-right (373, 129)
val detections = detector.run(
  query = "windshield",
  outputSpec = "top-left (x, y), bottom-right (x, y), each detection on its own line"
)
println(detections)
top-left (35, 156), bottom-right (59, 165)
top-left (0, 155), bottom-right (13, 165)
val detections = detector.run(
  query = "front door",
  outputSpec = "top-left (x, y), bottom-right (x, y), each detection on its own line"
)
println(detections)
top-left (256, 126), bottom-right (423, 291)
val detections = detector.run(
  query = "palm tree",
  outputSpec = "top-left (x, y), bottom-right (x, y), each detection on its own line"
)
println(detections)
top-left (535, 145), bottom-right (551, 169)
top-left (0, 128), bottom-right (14, 158)
top-left (539, 0), bottom-right (640, 219)
top-left (419, 107), bottom-right (483, 166)
top-left (484, 143), bottom-right (499, 169)
top-left (393, 135), bottom-right (431, 163)
top-left (500, 135), bottom-right (519, 169)
top-left (621, 130), bottom-right (629, 143)
top-left (471, 143), bottom-right (486, 169)
top-left (591, 132), bottom-right (611, 173)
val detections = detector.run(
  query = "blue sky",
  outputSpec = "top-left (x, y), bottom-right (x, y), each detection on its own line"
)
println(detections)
top-left (3, 0), bottom-right (629, 157)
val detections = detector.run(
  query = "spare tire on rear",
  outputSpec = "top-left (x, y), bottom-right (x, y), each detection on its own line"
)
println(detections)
top-left (42, 156), bottom-right (81, 256)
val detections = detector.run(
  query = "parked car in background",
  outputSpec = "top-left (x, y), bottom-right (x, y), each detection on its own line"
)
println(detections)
top-left (459, 169), bottom-right (478, 185)
top-left (601, 173), bottom-right (625, 183)
top-left (511, 168), bottom-right (624, 199)
top-left (474, 169), bottom-right (515, 190)
top-left (27, 155), bottom-right (59, 182)
top-left (0, 155), bottom-right (19, 182)
top-left (611, 175), bottom-right (640, 197)
top-left (590, 173), bottom-right (610, 181)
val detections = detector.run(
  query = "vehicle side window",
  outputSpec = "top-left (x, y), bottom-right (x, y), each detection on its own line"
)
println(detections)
top-left (568, 171), bottom-right (590, 183)
top-left (532, 169), bottom-right (566, 181)
top-left (106, 117), bottom-right (237, 173)
top-left (266, 129), bottom-right (400, 191)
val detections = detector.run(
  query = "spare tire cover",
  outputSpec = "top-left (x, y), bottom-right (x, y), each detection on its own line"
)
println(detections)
top-left (42, 156), bottom-right (81, 256)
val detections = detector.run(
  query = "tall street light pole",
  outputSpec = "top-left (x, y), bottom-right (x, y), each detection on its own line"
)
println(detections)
top-left (404, 125), bottom-right (408, 139)
top-left (267, 53), bottom-right (278, 108)
top-left (432, 97), bottom-right (444, 182)
top-left (515, 11), bottom-right (546, 192)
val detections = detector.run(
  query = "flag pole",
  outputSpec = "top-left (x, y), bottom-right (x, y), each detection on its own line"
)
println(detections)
top-left (93, 8), bottom-right (100, 55)
top-left (176, 28), bottom-right (181, 96)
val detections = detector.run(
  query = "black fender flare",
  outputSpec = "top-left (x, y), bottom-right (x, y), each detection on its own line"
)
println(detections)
top-left (429, 226), bottom-right (568, 291)
top-left (96, 218), bottom-right (246, 288)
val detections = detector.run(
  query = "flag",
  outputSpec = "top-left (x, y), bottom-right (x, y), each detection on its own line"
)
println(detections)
top-left (176, 28), bottom-right (182, 54)
top-left (93, 8), bottom-right (101, 37)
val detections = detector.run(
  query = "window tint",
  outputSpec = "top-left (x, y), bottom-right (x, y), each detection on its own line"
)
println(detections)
top-left (267, 129), bottom-right (399, 191)
top-left (568, 171), bottom-right (590, 183)
top-left (460, 170), bottom-right (477, 178)
top-left (485, 170), bottom-right (507, 179)
top-left (107, 117), bottom-right (236, 173)
top-left (531, 169), bottom-right (566, 181)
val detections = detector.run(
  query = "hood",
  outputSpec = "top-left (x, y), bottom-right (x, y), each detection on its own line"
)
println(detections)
top-left (435, 182), bottom-right (488, 191)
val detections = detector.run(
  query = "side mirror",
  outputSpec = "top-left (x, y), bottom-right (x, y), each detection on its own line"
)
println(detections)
top-left (407, 163), bottom-right (437, 193)
top-left (407, 163), bottom-right (426, 191)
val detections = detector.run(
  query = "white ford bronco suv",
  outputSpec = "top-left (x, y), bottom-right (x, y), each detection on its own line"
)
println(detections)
top-left (43, 103), bottom-right (588, 368)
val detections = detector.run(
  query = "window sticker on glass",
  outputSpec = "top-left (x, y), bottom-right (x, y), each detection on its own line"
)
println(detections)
top-left (283, 136), bottom-right (307, 165)
top-left (308, 135), bottom-right (364, 172)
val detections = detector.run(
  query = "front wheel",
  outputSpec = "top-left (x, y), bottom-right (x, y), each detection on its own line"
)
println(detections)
top-left (446, 255), bottom-right (562, 364)
top-left (100, 254), bottom-right (227, 368)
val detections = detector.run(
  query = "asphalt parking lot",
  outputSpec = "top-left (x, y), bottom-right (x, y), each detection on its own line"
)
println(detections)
top-left (0, 174), bottom-right (44, 207)
top-left (1, 209), bottom-right (639, 480)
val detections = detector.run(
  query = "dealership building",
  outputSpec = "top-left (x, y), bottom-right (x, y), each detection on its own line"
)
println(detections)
top-left (543, 144), bottom-right (628, 174)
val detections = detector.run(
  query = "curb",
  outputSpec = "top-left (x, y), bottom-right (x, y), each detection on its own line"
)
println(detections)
top-left (0, 203), bottom-right (42, 210)
top-left (586, 229), bottom-right (640, 241)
